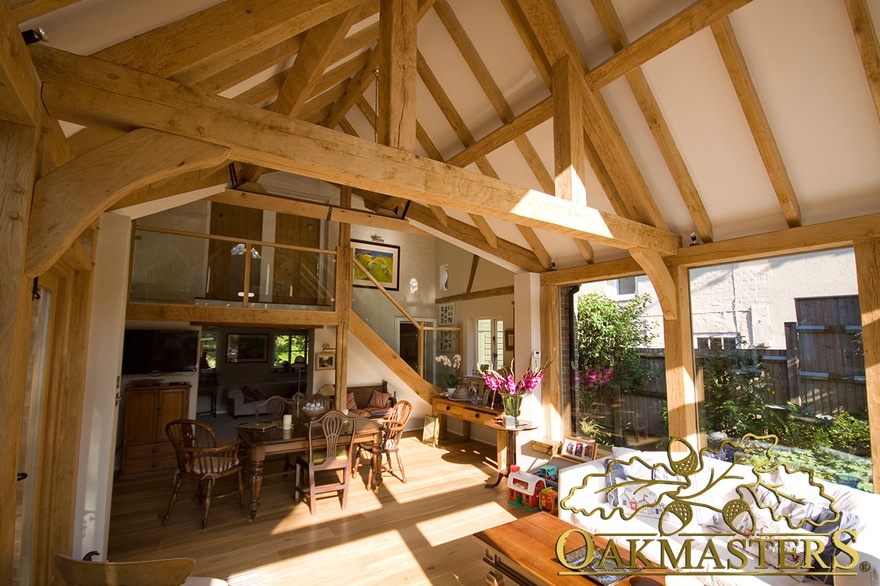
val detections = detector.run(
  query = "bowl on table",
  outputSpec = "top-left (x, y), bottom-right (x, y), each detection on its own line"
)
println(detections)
top-left (301, 402), bottom-right (326, 419)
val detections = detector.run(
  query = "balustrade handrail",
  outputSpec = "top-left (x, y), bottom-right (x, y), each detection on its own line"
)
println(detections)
top-left (135, 225), bottom-right (335, 256)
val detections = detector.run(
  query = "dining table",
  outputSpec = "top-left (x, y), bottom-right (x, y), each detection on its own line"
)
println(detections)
top-left (236, 412), bottom-right (382, 520)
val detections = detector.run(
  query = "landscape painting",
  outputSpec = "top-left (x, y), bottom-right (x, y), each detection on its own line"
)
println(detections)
top-left (352, 240), bottom-right (400, 291)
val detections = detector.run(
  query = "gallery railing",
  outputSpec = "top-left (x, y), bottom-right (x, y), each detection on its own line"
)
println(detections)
top-left (130, 226), bottom-right (337, 310)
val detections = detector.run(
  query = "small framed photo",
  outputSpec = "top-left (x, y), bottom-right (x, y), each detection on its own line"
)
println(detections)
top-left (315, 351), bottom-right (336, 370)
top-left (561, 436), bottom-right (597, 463)
top-left (225, 334), bottom-right (268, 363)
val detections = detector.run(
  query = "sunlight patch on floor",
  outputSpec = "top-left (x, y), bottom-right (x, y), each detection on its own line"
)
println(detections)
top-left (226, 569), bottom-right (263, 586)
top-left (415, 502), bottom-right (519, 547)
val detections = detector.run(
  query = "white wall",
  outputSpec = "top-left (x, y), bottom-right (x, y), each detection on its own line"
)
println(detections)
top-left (73, 213), bottom-right (131, 560)
top-left (578, 248), bottom-right (858, 350)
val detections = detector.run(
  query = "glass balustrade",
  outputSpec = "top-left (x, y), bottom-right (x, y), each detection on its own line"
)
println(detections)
top-left (130, 228), bottom-right (336, 311)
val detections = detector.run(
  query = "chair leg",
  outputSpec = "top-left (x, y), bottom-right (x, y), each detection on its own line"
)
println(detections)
top-left (395, 451), bottom-right (407, 484)
top-left (202, 478), bottom-right (215, 529)
top-left (366, 453), bottom-right (375, 490)
top-left (162, 473), bottom-right (182, 525)
top-left (293, 461), bottom-right (302, 502)
top-left (308, 471), bottom-right (317, 516)
top-left (342, 466), bottom-right (351, 511)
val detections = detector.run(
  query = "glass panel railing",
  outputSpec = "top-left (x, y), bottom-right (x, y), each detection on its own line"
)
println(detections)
top-left (131, 228), bottom-right (336, 311)
top-left (249, 244), bottom-right (335, 310)
top-left (130, 230), bottom-right (211, 304)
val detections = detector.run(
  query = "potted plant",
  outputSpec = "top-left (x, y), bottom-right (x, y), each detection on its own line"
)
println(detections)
top-left (435, 353), bottom-right (462, 393)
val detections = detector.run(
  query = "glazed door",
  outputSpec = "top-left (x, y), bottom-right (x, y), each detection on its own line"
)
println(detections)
top-left (13, 273), bottom-right (59, 584)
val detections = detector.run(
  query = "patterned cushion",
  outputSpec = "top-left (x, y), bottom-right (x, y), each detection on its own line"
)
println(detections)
top-left (368, 391), bottom-right (390, 408)
top-left (346, 393), bottom-right (357, 411)
top-left (241, 386), bottom-right (264, 402)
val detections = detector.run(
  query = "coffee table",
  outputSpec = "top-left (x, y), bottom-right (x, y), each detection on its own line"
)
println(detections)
top-left (473, 512), bottom-right (666, 586)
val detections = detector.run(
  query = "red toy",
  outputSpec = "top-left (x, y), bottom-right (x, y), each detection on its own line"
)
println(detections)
top-left (507, 465), bottom-right (546, 511)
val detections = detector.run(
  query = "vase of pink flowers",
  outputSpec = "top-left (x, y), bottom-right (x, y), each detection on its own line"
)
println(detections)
top-left (481, 360), bottom-right (549, 427)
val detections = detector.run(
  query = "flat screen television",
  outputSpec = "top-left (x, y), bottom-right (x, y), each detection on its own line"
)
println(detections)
top-left (121, 330), bottom-right (200, 375)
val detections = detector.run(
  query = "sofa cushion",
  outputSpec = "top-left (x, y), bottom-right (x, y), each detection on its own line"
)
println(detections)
top-left (241, 386), bottom-right (264, 402)
top-left (346, 393), bottom-right (357, 411)
top-left (369, 391), bottom-right (390, 408)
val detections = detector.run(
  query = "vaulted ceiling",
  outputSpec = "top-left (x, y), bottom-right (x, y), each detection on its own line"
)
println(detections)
top-left (12, 0), bottom-right (880, 273)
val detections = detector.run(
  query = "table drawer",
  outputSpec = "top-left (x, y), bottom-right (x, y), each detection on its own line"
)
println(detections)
top-left (436, 402), bottom-right (495, 425)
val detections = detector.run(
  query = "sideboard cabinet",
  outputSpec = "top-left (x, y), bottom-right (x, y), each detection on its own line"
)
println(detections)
top-left (120, 383), bottom-right (190, 479)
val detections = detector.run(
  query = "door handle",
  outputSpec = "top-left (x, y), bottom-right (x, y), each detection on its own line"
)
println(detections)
top-left (17, 472), bottom-right (27, 481)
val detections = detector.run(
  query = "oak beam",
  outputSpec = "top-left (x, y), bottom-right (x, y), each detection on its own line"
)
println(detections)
top-left (444, 98), bottom-right (553, 169)
top-left (10, 0), bottom-right (80, 22)
top-left (853, 238), bottom-right (880, 493)
top-left (32, 46), bottom-right (680, 253)
top-left (126, 303), bottom-right (337, 327)
top-left (591, 0), bottom-right (713, 243)
top-left (0, 122), bottom-right (38, 576)
top-left (711, 16), bottom-right (800, 228)
top-left (552, 56), bottom-right (586, 205)
top-left (435, 286), bottom-right (515, 304)
top-left (110, 165), bottom-right (230, 211)
top-left (585, 0), bottom-right (753, 90)
top-left (516, 0), bottom-right (667, 230)
top-left (378, 0), bottom-right (417, 150)
top-left (629, 247), bottom-right (677, 320)
top-left (845, 0), bottom-right (880, 128)
top-left (94, 0), bottom-right (366, 82)
top-left (213, 189), bottom-right (426, 235)
top-left (27, 129), bottom-right (229, 277)
top-left (335, 186), bottom-right (353, 403)
top-left (0, 0), bottom-right (70, 169)
top-left (407, 204), bottom-right (547, 273)
top-left (664, 265), bottom-right (701, 449)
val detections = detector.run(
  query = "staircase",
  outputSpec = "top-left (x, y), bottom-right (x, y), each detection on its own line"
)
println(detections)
top-left (349, 312), bottom-right (442, 404)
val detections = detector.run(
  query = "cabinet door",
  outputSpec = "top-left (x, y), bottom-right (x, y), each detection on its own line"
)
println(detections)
top-left (156, 388), bottom-right (188, 440)
top-left (124, 390), bottom-right (158, 445)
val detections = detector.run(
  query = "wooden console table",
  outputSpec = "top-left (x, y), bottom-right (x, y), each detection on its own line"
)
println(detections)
top-left (474, 512), bottom-right (666, 586)
top-left (431, 397), bottom-right (508, 472)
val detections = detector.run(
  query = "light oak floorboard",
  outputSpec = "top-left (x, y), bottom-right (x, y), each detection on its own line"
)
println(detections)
top-left (108, 422), bottom-right (532, 585)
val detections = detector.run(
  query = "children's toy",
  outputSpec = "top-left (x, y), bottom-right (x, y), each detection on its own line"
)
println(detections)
top-left (507, 466), bottom-right (546, 511)
top-left (539, 486), bottom-right (558, 514)
top-left (537, 464), bottom-right (558, 485)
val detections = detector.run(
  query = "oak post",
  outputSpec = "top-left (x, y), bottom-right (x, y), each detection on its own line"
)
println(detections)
top-left (854, 238), bottom-right (880, 493)
top-left (664, 265), bottom-right (701, 450)
top-left (0, 122), bottom-right (38, 580)
top-left (335, 187), bottom-right (353, 406)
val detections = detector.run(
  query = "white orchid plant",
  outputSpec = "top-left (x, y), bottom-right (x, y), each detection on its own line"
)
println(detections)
top-left (435, 353), bottom-right (462, 388)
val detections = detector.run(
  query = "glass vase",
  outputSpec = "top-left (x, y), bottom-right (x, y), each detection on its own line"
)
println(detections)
top-left (502, 394), bottom-right (523, 427)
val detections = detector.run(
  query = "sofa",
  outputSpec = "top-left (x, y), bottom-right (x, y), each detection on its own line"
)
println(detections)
top-left (344, 381), bottom-right (395, 418)
top-left (226, 381), bottom-right (298, 417)
top-left (557, 440), bottom-right (879, 586)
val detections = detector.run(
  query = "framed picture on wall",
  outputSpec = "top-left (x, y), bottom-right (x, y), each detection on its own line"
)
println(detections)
top-left (504, 329), bottom-right (514, 351)
top-left (225, 334), bottom-right (269, 363)
top-left (315, 351), bottom-right (336, 370)
top-left (352, 240), bottom-right (400, 291)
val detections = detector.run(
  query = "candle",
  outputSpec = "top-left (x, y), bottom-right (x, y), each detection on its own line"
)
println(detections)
top-left (282, 414), bottom-right (292, 430)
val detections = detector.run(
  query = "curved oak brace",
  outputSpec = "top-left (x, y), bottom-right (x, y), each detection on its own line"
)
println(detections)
top-left (630, 247), bottom-right (677, 321)
top-left (26, 129), bottom-right (229, 277)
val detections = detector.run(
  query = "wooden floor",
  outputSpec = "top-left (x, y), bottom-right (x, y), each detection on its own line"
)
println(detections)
top-left (107, 424), bottom-right (531, 585)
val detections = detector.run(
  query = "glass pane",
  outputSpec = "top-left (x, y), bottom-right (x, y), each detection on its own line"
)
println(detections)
top-left (131, 231), bottom-right (336, 311)
top-left (15, 287), bottom-right (51, 584)
top-left (568, 285), bottom-right (665, 450)
top-left (131, 231), bottom-right (212, 303)
top-left (476, 319), bottom-right (492, 371)
top-left (693, 249), bottom-right (872, 492)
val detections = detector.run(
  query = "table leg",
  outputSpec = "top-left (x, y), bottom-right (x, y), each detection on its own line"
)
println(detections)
top-left (485, 429), bottom-right (510, 488)
top-left (247, 457), bottom-right (264, 520)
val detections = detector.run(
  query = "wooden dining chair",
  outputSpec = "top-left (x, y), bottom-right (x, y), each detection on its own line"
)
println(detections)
top-left (163, 420), bottom-right (245, 529)
top-left (357, 400), bottom-right (413, 487)
top-left (54, 554), bottom-right (195, 585)
top-left (254, 395), bottom-right (288, 424)
top-left (294, 410), bottom-right (355, 515)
